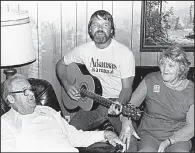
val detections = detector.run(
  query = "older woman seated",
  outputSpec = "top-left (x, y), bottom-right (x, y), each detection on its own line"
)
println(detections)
top-left (109, 46), bottom-right (194, 152)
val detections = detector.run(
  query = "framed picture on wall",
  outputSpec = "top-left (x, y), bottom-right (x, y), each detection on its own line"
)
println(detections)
top-left (140, 1), bottom-right (194, 52)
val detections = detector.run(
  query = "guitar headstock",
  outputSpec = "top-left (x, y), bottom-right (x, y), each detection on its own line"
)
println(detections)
top-left (122, 103), bottom-right (142, 120)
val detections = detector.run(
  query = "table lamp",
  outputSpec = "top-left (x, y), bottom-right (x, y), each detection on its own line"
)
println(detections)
top-left (1, 11), bottom-right (36, 79)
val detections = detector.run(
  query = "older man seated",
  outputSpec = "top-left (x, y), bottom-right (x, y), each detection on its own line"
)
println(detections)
top-left (1, 74), bottom-right (125, 152)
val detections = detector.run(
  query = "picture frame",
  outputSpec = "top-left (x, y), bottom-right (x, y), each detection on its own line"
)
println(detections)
top-left (140, 1), bottom-right (194, 52)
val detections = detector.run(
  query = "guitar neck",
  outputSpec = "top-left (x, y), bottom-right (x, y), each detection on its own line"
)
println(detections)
top-left (80, 88), bottom-right (118, 108)
top-left (80, 88), bottom-right (141, 120)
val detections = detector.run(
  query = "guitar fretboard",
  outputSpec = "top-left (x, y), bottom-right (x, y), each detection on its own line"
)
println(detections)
top-left (80, 88), bottom-right (120, 108)
top-left (80, 87), bottom-right (141, 120)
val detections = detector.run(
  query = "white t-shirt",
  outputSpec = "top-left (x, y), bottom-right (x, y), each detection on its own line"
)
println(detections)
top-left (64, 39), bottom-right (135, 98)
top-left (1, 106), bottom-right (105, 152)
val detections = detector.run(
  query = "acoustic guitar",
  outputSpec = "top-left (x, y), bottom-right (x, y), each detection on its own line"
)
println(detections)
top-left (62, 63), bottom-right (141, 120)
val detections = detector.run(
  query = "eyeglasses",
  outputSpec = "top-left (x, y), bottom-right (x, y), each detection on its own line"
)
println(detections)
top-left (9, 87), bottom-right (35, 96)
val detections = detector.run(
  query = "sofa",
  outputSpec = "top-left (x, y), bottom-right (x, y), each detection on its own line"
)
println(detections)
top-left (1, 66), bottom-right (194, 152)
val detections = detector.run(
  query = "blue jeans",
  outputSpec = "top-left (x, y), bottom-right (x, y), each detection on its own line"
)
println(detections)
top-left (69, 105), bottom-right (122, 134)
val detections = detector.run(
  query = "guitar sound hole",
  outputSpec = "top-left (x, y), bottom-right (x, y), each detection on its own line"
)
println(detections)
top-left (80, 84), bottom-right (87, 98)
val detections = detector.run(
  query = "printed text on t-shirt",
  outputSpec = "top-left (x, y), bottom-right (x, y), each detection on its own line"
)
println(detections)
top-left (90, 58), bottom-right (117, 74)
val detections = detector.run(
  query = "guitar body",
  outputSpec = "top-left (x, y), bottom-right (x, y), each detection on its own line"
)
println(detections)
top-left (62, 63), bottom-right (102, 111)
top-left (62, 63), bottom-right (141, 120)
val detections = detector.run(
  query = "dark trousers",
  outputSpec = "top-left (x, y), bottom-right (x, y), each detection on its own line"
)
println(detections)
top-left (70, 105), bottom-right (122, 134)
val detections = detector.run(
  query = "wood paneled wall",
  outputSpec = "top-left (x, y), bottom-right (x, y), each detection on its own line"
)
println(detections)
top-left (1, 1), bottom-right (194, 116)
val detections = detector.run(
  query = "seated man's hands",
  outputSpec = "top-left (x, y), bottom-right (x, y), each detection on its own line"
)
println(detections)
top-left (120, 115), bottom-right (140, 150)
top-left (104, 130), bottom-right (126, 152)
top-left (108, 101), bottom-right (141, 150)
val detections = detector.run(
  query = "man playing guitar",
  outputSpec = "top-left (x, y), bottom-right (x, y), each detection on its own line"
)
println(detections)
top-left (56, 10), bottom-right (139, 152)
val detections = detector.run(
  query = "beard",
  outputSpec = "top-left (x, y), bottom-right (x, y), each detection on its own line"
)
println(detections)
top-left (93, 31), bottom-right (111, 44)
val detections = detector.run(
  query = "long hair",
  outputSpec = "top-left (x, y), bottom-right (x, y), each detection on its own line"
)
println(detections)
top-left (88, 10), bottom-right (115, 40)
top-left (158, 46), bottom-right (191, 80)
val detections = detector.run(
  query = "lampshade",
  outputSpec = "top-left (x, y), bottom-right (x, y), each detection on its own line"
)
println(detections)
top-left (1, 11), bottom-right (36, 67)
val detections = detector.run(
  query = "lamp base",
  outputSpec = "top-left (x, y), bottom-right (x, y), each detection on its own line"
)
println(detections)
top-left (3, 68), bottom-right (17, 79)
